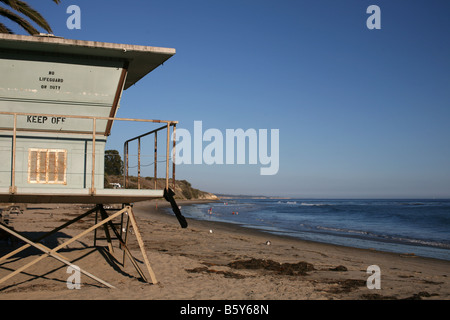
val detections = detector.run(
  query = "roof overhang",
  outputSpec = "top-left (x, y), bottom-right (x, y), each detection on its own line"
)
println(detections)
top-left (0, 34), bottom-right (176, 90)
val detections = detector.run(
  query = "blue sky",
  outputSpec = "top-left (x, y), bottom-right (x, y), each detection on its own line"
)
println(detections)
top-left (6, 0), bottom-right (450, 198)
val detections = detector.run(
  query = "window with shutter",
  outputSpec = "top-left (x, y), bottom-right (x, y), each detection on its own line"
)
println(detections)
top-left (28, 149), bottom-right (67, 184)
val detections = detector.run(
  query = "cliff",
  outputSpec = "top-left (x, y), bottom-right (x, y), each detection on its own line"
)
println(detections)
top-left (104, 175), bottom-right (219, 201)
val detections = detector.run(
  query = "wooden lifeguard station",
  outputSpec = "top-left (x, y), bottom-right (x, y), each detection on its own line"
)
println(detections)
top-left (0, 34), bottom-right (186, 288)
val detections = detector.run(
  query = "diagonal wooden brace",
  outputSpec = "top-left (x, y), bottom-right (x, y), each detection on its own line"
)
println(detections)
top-left (0, 221), bottom-right (116, 289)
top-left (0, 206), bottom-right (127, 288)
top-left (0, 206), bottom-right (98, 265)
top-left (127, 207), bottom-right (158, 284)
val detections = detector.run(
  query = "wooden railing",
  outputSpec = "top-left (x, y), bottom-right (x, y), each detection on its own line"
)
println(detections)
top-left (0, 111), bottom-right (178, 195)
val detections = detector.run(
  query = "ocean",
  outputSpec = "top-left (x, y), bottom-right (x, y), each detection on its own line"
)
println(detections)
top-left (177, 198), bottom-right (450, 261)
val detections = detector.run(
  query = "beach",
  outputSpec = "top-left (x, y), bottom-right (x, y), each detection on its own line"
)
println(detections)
top-left (0, 200), bottom-right (449, 300)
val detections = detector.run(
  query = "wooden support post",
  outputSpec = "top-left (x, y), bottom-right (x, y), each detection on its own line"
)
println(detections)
top-left (119, 203), bottom-right (130, 266)
top-left (98, 206), bottom-right (148, 282)
top-left (99, 207), bottom-right (114, 254)
top-left (122, 213), bottom-right (130, 266)
top-left (127, 206), bottom-right (158, 284)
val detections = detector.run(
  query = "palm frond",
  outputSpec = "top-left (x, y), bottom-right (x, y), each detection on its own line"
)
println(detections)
top-left (0, 0), bottom-right (19, 10)
top-left (1, 0), bottom-right (53, 33)
top-left (0, 21), bottom-right (13, 33)
top-left (0, 6), bottom-right (39, 35)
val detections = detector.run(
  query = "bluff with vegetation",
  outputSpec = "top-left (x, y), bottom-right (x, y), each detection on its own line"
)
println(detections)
top-left (103, 149), bottom-right (218, 200)
top-left (104, 175), bottom-right (218, 201)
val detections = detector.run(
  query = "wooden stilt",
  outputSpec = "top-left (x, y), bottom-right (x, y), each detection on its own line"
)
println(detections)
top-left (127, 206), bottom-right (158, 284)
top-left (98, 206), bottom-right (147, 282)
top-left (99, 207), bottom-right (114, 254)
top-left (121, 211), bottom-right (130, 266)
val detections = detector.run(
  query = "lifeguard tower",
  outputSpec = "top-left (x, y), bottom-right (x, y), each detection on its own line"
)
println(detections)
top-left (0, 34), bottom-right (186, 288)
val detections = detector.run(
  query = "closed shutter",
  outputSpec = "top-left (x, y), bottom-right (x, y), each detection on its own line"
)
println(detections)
top-left (28, 149), bottom-right (67, 184)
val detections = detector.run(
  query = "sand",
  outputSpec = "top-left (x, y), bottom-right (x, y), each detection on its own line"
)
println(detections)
top-left (0, 199), bottom-right (449, 300)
